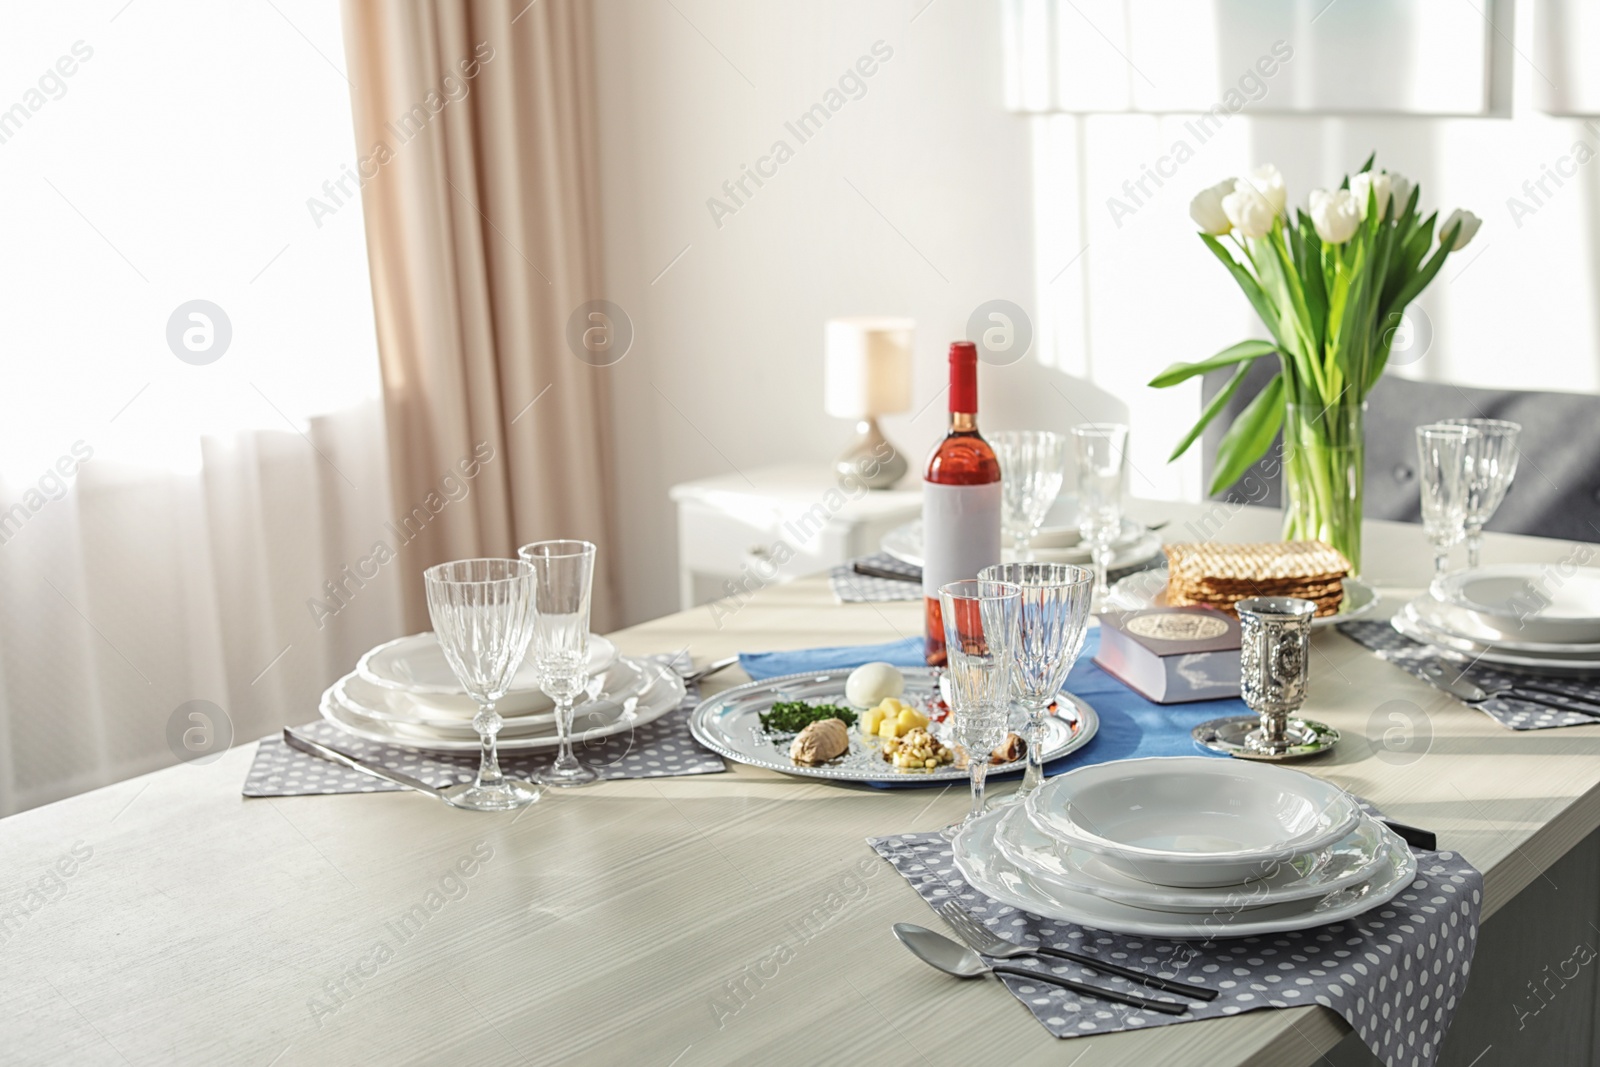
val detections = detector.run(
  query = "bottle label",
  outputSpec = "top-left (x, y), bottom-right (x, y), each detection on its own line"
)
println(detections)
top-left (921, 481), bottom-right (1002, 599)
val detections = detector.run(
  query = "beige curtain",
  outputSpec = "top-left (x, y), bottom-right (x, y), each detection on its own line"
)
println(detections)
top-left (342, 0), bottom-right (620, 631)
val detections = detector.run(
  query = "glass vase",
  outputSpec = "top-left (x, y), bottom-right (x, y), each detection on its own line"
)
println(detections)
top-left (1281, 400), bottom-right (1365, 574)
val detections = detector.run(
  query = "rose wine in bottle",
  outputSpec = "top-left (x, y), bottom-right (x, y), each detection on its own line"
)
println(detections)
top-left (922, 340), bottom-right (1002, 665)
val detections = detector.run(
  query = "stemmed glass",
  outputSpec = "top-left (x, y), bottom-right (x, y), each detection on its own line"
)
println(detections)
top-left (518, 540), bottom-right (599, 788)
top-left (1416, 423), bottom-right (1480, 577)
top-left (980, 563), bottom-right (1093, 800)
top-left (1071, 423), bottom-right (1129, 607)
top-left (424, 559), bottom-right (542, 811)
top-left (991, 431), bottom-right (1067, 561)
top-left (938, 579), bottom-right (1021, 840)
top-left (1441, 418), bottom-right (1521, 569)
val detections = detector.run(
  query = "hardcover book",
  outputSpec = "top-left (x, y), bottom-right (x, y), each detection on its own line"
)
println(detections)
top-left (1095, 607), bottom-right (1241, 704)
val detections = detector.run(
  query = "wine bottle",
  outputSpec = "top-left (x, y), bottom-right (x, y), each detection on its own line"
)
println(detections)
top-left (922, 340), bottom-right (1002, 665)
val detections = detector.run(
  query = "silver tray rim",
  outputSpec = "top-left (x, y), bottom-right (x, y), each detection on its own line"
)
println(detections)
top-left (688, 667), bottom-right (1100, 786)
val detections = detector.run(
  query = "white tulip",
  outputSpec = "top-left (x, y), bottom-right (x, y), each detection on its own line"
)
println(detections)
top-left (1238, 164), bottom-right (1287, 216)
top-left (1350, 171), bottom-right (1392, 220)
top-left (1439, 209), bottom-right (1481, 250)
top-left (1222, 181), bottom-right (1276, 239)
top-left (1386, 171), bottom-right (1413, 217)
top-left (1189, 179), bottom-right (1235, 235)
top-left (1309, 188), bottom-right (1361, 245)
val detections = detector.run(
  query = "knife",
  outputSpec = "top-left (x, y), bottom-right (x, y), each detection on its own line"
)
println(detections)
top-left (1414, 662), bottom-right (1600, 718)
top-left (683, 655), bottom-right (740, 685)
top-left (282, 728), bottom-right (446, 800)
top-left (1415, 661), bottom-right (1490, 703)
top-left (852, 561), bottom-right (921, 583)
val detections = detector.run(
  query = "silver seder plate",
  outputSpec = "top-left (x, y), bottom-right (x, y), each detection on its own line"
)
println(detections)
top-left (689, 667), bottom-right (1099, 786)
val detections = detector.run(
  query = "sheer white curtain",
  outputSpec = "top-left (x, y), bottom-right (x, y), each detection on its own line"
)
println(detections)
top-left (0, 2), bottom-right (402, 813)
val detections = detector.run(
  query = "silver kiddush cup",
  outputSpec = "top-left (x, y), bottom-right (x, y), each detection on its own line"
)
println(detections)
top-left (1192, 596), bottom-right (1340, 760)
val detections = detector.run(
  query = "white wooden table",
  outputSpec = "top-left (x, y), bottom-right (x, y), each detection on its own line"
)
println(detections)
top-left (6, 504), bottom-right (1600, 1066)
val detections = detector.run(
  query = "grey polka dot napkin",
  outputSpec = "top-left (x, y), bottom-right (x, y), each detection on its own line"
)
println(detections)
top-left (829, 552), bottom-right (1164, 604)
top-left (829, 553), bottom-right (922, 603)
top-left (870, 817), bottom-right (1481, 1067)
top-left (242, 669), bottom-right (724, 797)
top-left (1339, 620), bottom-right (1600, 729)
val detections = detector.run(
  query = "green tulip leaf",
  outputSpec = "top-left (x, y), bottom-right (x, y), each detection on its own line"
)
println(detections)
top-left (1167, 359), bottom-right (1256, 461)
top-left (1208, 373), bottom-right (1285, 496)
top-left (1148, 339), bottom-right (1277, 388)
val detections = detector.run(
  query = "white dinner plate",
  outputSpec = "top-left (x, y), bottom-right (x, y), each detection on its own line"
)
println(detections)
top-left (1023, 757), bottom-right (1361, 887)
top-left (334, 655), bottom-right (652, 739)
top-left (1391, 607), bottom-right (1600, 675)
top-left (357, 631), bottom-right (619, 699)
top-left (337, 657), bottom-right (654, 729)
top-left (319, 658), bottom-right (684, 752)
top-left (1403, 598), bottom-right (1600, 657)
top-left (1431, 565), bottom-right (1600, 644)
top-left (994, 804), bottom-right (1398, 913)
top-left (952, 805), bottom-right (1417, 939)
top-left (1105, 567), bottom-right (1377, 629)
top-left (881, 518), bottom-right (1161, 570)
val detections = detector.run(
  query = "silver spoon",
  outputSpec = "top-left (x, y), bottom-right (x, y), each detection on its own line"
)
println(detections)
top-left (892, 923), bottom-right (1187, 1016)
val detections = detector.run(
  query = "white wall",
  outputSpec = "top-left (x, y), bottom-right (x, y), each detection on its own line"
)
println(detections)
top-left (595, 0), bottom-right (1600, 627)
top-left (594, 0), bottom-right (1107, 625)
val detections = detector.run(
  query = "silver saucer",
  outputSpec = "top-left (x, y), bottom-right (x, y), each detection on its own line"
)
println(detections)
top-left (1191, 715), bottom-right (1341, 760)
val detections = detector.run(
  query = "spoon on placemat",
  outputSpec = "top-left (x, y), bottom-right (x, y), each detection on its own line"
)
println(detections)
top-left (892, 923), bottom-right (1187, 1015)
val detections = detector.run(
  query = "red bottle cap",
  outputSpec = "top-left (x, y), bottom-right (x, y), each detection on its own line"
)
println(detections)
top-left (948, 341), bottom-right (978, 414)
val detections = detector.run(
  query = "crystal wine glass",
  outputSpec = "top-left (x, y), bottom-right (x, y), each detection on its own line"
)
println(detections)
top-left (979, 563), bottom-right (1093, 800)
top-left (518, 540), bottom-right (599, 788)
top-left (1071, 423), bottom-right (1129, 607)
top-left (1441, 417), bottom-right (1521, 569)
top-left (938, 579), bottom-right (1020, 840)
top-left (424, 559), bottom-right (542, 811)
top-left (991, 431), bottom-right (1067, 561)
top-left (1416, 423), bottom-right (1480, 577)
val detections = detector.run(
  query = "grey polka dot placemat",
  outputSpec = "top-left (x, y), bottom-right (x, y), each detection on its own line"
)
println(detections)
top-left (243, 668), bottom-right (725, 797)
top-left (1339, 620), bottom-right (1600, 729)
top-left (829, 553), bottom-right (922, 602)
top-left (870, 816), bottom-right (1481, 1067)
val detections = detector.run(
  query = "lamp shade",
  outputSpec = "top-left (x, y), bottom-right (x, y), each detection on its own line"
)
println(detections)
top-left (823, 317), bottom-right (913, 418)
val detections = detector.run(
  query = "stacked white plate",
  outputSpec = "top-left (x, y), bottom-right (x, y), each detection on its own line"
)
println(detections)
top-left (317, 632), bottom-right (686, 752)
top-left (952, 757), bottom-right (1416, 938)
top-left (1392, 564), bottom-right (1600, 674)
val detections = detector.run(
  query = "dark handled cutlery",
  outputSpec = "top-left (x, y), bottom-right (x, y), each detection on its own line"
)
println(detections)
top-left (1415, 661), bottom-right (1600, 718)
top-left (852, 561), bottom-right (921, 583)
top-left (936, 900), bottom-right (1216, 1001)
top-left (282, 728), bottom-right (446, 801)
top-left (894, 923), bottom-right (1188, 1015)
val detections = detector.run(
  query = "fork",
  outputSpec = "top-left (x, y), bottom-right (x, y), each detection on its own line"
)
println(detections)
top-left (937, 900), bottom-right (1218, 1002)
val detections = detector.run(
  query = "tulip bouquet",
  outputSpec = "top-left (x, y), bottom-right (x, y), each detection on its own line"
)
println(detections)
top-left (1150, 155), bottom-right (1480, 571)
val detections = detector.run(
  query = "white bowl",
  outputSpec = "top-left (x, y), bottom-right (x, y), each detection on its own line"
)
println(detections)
top-left (1432, 565), bottom-right (1600, 644)
top-left (1023, 757), bottom-right (1361, 888)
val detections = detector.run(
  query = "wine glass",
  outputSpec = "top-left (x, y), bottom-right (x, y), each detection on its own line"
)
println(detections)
top-left (938, 579), bottom-right (1020, 840)
top-left (1441, 417), bottom-right (1521, 569)
top-left (1416, 423), bottom-right (1479, 577)
top-left (518, 540), bottom-right (599, 788)
top-left (424, 559), bottom-right (542, 811)
top-left (991, 431), bottom-right (1067, 561)
top-left (980, 563), bottom-right (1093, 800)
top-left (1071, 423), bottom-right (1129, 607)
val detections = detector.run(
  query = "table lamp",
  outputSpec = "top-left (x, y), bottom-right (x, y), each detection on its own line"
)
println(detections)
top-left (824, 317), bottom-right (913, 489)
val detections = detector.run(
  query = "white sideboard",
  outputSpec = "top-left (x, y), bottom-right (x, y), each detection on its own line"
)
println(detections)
top-left (668, 463), bottom-right (921, 610)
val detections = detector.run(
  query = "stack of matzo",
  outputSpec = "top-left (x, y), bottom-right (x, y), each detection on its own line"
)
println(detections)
top-left (1162, 540), bottom-right (1352, 618)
